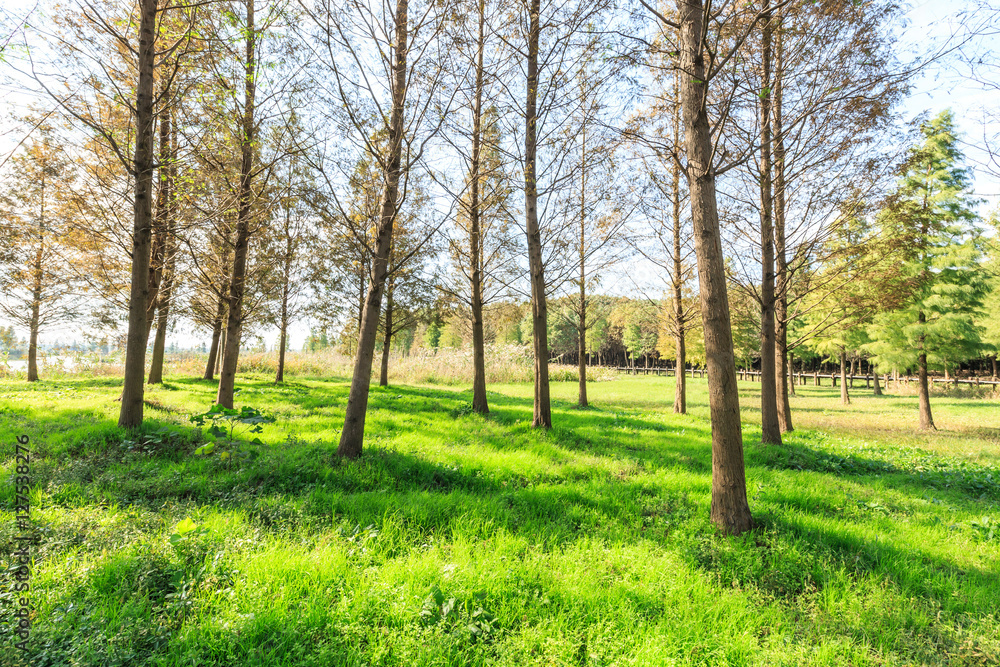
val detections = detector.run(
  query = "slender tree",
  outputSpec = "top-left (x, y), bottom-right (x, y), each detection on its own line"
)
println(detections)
top-left (303, 0), bottom-right (454, 457)
top-left (865, 111), bottom-right (987, 430)
top-left (0, 127), bottom-right (81, 381)
top-left (756, 0), bottom-right (782, 445)
top-left (636, 0), bottom-right (777, 533)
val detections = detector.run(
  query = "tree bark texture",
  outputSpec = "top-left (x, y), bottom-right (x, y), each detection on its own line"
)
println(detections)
top-left (276, 206), bottom-right (294, 384)
top-left (379, 283), bottom-right (393, 387)
top-left (577, 123), bottom-right (588, 408)
top-left (470, 0), bottom-right (489, 414)
top-left (216, 0), bottom-right (256, 409)
top-left (118, 0), bottom-right (159, 428)
top-left (147, 238), bottom-right (175, 384)
top-left (525, 0), bottom-right (552, 428)
top-left (672, 69), bottom-right (686, 414)
top-left (337, 0), bottom-right (409, 457)
top-left (27, 167), bottom-right (45, 382)
top-left (204, 291), bottom-right (225, 380)
top-left (917, 311), bottom-right (935, 429)
top-left (677, 0), bottom-right (752, 535)
top-left (148, 111), bottom-right (177, 385)
top-left (772, 12), bottom-right (792, 433)
top-left (757, 2), bottom-right (781, 446)
top-left (144, 105), bottom-right (171, 347)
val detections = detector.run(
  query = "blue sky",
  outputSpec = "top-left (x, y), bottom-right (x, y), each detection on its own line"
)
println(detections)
top-left (1, 0), bottom-right (997, 350)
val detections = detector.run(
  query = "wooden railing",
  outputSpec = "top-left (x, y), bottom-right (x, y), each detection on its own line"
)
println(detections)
top-left (607, 366), bottom-right (1000, 387)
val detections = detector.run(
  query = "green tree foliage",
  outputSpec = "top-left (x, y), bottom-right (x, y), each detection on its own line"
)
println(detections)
top-left (863, 111), bottom-right (988, 421)
top-left (608, 300), bottom-right (658, 367)
top-left (977, 210), bottom-right (1000, 372)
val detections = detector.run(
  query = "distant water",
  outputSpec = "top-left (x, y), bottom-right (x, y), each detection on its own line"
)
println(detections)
top-left (4, 356), bottom-right (80, 372)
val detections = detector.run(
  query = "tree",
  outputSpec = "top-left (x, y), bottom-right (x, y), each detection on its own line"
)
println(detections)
top-left (268, 155), bottom-right (313, 384)
top-left (378, 184), bottom-right (435, 387)
top-left (303, 0), bottom-right (454, 457)
top-left (0, 126), bottom-right (81, 381)
top-left (438, 0), bottom-right (520, 414)
top-left (864, 111), bottom-right (988, 430)
top-left (637, 0), bottom-right (771, 534)
top-left (978, 211), bottom-right (1000, 378)
top-left (513, 0), bottom-right (612, 427)
top-left (148, 105), bottom-right (181, 385)
top-left (211, 0), bottom-right (260, 408)
top-left (522, 0), bottom-right (550, 427)
top-left (629, 67), bottom-right (697, 413)
top-left (119, 0), bottom-right (164, 426)
top-left (609, 300), bottom-right (659, 368)
top-left (567, 65), bottom-right (626, 408)
top-left (25, 0), bottom-right (202, 425)
top-left (755, 0), bottom-right (781, 445)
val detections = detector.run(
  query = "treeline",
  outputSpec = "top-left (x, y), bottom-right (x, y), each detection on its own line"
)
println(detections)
top-left (1, 0), bottom-right (998, 535)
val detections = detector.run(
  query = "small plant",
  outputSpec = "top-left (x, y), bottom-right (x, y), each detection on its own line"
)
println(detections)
top-left (451, 402), bottom-right (474, 418)
top-left (189, 404), bottom-right (276, 461)
top-left (419, 586), bottom-right (497, 641)
top-left (168, 517), bottom-right (211, 565)
top-left (969, 515), bottom-right (997, 541)
top-left (169, 517), bottom-right (210, 546)
top-left (121, 426), bottom-right (183, 457)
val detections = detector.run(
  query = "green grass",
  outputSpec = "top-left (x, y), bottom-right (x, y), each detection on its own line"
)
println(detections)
top-left (1, 372), bottom-right (998, 666)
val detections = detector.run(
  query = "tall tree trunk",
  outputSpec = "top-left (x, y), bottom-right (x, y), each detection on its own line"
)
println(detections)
top-left (379, 283), bottom-right (393, 387)
top-left (216, 328), bottom-right (225, 375)
top-left (276, 325), bottom-right (287, 383)
top-left (672, 69), bottom-right (686, 414)
top-left (147, 271), bottom-right (172, 384)
top-left (357, 260), bottom-right (366, 335)
top-left (772, 12), bottom-right (792, 433)
top-left (577, 305), bottom-right (587, 406)
top-left (148, 109), bottom-right (177, 386)
top-left (787, 351), bottom-right (796, 396)
top-left (204, 239), bottom-right (229, 382)
top-left (577, 122), bottom-right (588, 408)
top-left (839, 348), bottom-right (850, 405)
top-left (147, 240), bottom-right (175, 384)
top-left (275, 207), bottom-right (294, 384)
top-left (873, 367), bottom-right (882, 396)
top-left (27, 168), bottom-right (44, 383)
top-left (204, 294), bottom-right (225, 380)
top-left (119, 0), bottom-right (159, 428)
top-left (337, 0), bottom-right (409, 458)
top-left (525, 0), bottom-right (551, 428)
top-left (27, 300), bottom-right (40, 382)
top-left (27, 262), bottom-right (42, 383)
top-left (757, 1), bottom-right (781, 445)
top-left (678, 0), bottom-right (752, 534)
top-left (470, 0), bottom-right (489, 414)
top-left (991, 354), bottom-right (997, 379)
top-left (216, 0), bottom-right (256, 409)
top-left (917, 311), bottom-right (935, 429)
top-left (144, 104), bottom-right (171, 347)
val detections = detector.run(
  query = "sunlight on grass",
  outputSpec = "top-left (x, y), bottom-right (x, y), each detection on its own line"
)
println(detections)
top-left (1, 373), bottom-right (998, 665)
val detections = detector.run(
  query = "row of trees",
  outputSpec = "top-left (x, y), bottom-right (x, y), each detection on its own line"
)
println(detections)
top-left (1, 0), bottom-right (997, 534)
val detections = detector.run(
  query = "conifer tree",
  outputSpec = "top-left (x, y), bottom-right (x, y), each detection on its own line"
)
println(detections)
top-left (864, 111), bottom-right (988, 430)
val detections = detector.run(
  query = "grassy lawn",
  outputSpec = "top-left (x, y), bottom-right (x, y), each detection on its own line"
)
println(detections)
top-left (1, 373), bottom-right (998, 666)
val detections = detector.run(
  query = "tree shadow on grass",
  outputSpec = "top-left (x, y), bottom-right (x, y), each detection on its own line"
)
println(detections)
top-left (6, 376), bottom-right (1000, 666)
top-left (747, 437), bottom-right (1000, 504)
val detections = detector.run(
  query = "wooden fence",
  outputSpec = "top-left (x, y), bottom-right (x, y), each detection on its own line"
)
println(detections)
top-left (606, 366), bottom-right (1000, 388)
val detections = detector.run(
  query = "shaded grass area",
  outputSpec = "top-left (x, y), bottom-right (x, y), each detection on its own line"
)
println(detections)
top-left (0, 374), bottom-right (998, 666)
